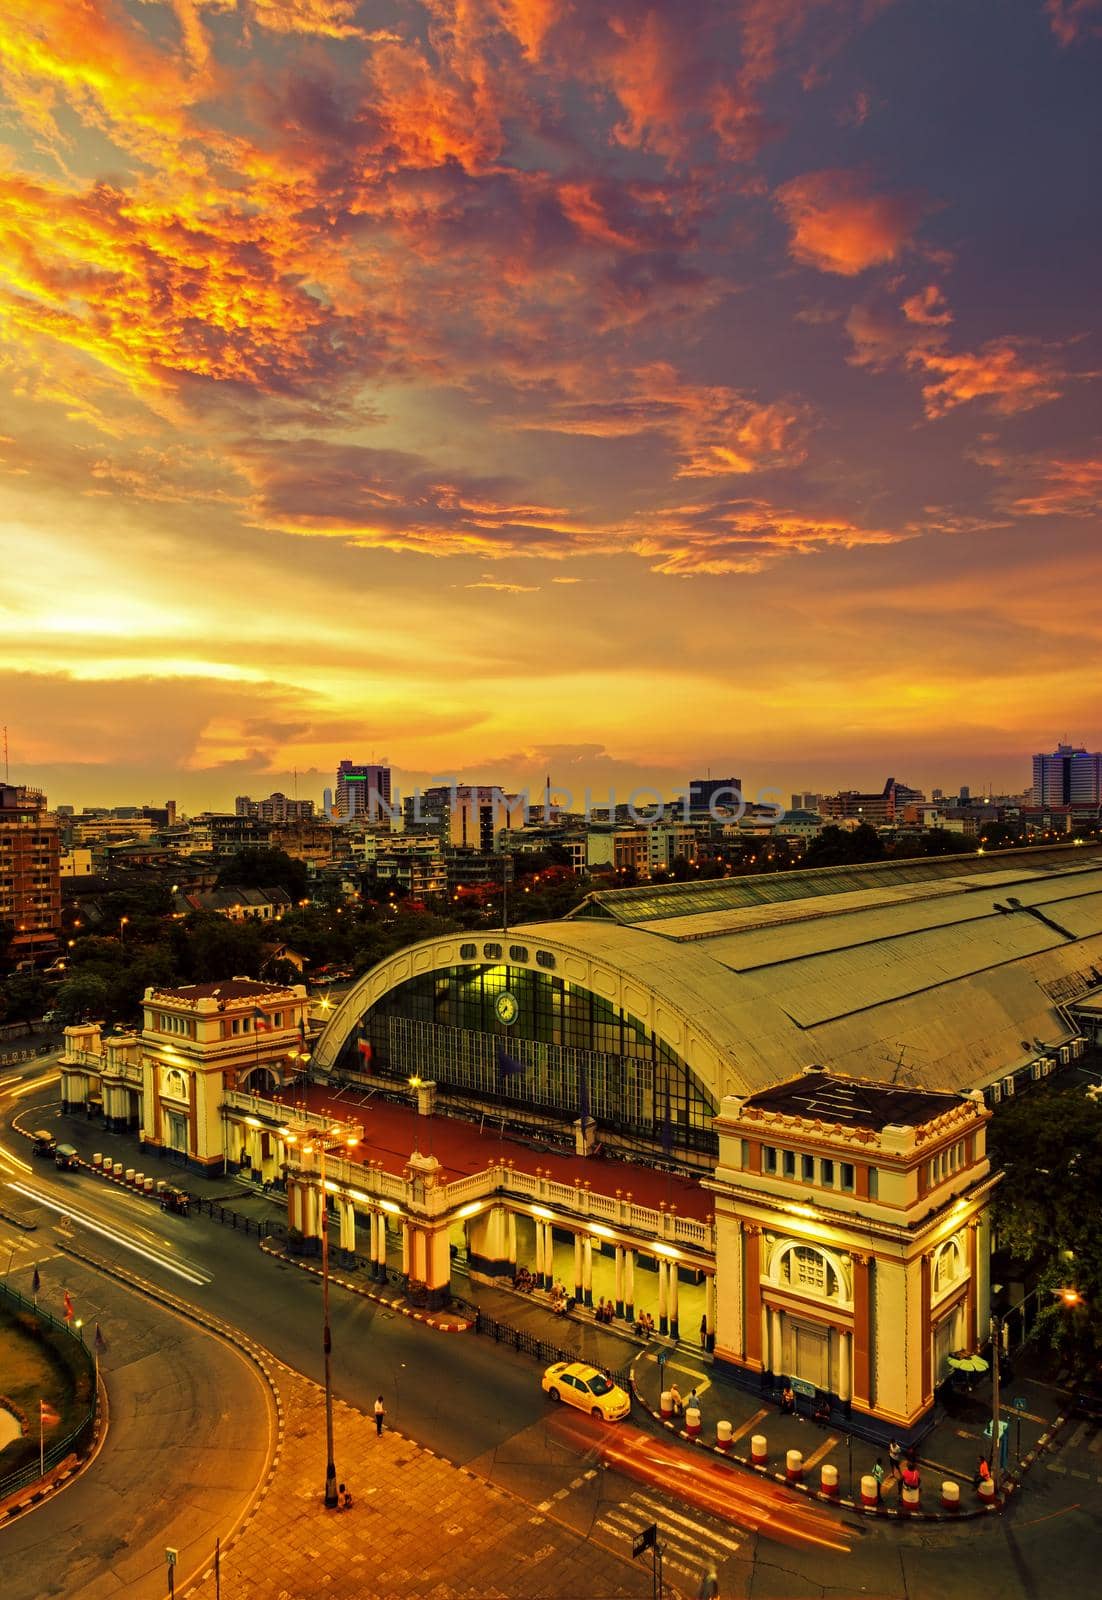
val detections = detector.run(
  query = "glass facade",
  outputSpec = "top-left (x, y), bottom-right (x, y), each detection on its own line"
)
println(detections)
top-left (346, 963), bottom-right (718, 1153)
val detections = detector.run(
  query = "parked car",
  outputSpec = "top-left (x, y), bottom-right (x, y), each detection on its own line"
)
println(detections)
top-left (1070, 1377), bottom-right (1102, 1420)
top-left (54, 1144), bottom-right (80, 1171)
top-left (41, 1010), bottom-right (59, 1024)
top-left (541, 1361), bottom-right (630, 1421)
top-left (31, 1130), bottom-right (57, 1159)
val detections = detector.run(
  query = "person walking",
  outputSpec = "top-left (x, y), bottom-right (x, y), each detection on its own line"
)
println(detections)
top-left (699, 1313), bottom-right (709, 1350)
top-left (974, 1454), bottom-right (991, 1489)
top-left (901, 1459), bottom-right (921, 1494)
top-left (669, 1383), bottom-right (684, 1417)
top-left (888, 1438), bottom-right (903, 1481)
top-left (872, 1458), bottom-right (886, 1502)
top-left (373, 1394), bottom-right (385, 1436)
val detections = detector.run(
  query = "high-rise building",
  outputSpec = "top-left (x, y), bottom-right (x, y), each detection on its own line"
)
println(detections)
top-left (1032, 743), bottom-right (1102, 806)
top-left (236, 792), bottom-right (316, 823)
top-left (335, 761), bottom-right (392, 821)
top-left (819, 777), bottom-right (924, 825)
top-left (790, 791), bottom-right (821, 813)
top-left (0, 783), bottom-right (61, 961)
top-left (688, 777), bottom-right (742, 813)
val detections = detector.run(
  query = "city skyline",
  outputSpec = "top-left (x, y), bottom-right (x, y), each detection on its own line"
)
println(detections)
top-left (1, 4), bottom-right (1100, 810)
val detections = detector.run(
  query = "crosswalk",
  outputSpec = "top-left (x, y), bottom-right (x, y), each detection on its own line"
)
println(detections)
top-left (595, 1489), bottom-right (740, 1584)
top-left (1043, 1418), bottom-right (1102, 1483)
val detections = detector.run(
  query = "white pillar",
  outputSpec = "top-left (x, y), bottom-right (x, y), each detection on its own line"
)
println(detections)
top-left (658, 1259), bottom-right (669, 1335)
top-left (625, 1248), bottom-right (636, 1321)
top-left (771, 1308), bottom-right (783, 1377)
top-left (582, 1236), bottom-right (593, 1307)
top-left (507, 1210), bottom-right (518, 1270)
top-left (704, 1275), bottom-right (715, 1346)
top-left (615, 1246), bottom-right (625, 1317)
top-left (574, 1231), bottom-right (583, 1299)
top-left (339, 1197), bottom-right (356, 1255)
top-left (534, 1216), bottom-right (545, 1284)
top-left (401, 1220), bottom-right (411, 1278)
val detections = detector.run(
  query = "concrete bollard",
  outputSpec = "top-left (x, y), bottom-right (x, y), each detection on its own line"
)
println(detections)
top-left (92, 1153), bottom-right (102, 1168)
top-left (716, 1420), bottom-right (733, 1452)
top-left (125, 1168), bottom-right (135, 1184)
top-left (660, 1389), bottom-right (673, 1419)
top-left (786, 1448), bottom-right (803, 1484)
top-left (941, 1480), bottom-right (961, 1511)
top-left (901, 1482), bottom-right (920, 1511)
top-left (685, 1406), bottom-right (701, 1438)
top-left (820, 1462), bottom-right (839, 1499)
top-left (113, 1162), bottom-right (124, 1178)
top-left (977, 1476), bottom-right (996, 1504)
top-left (144, 1177), bottom-right (154, 1193)
top-left (751, 1433), bottom-right (768, 1467)
top-left (134, 1173), bottom-right (144, 1188)
top-left (860, 1473), bottom-right (880, 1508)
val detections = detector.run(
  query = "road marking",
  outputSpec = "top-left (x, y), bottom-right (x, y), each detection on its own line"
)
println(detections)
top-left (1088, 1431), bottom-right (1102, 1455)
top-left (647, 1352), bottom-right (710, 1387)
top-left (728, 1406), bottom-right (770, 1445)
top-left (6, 1181), bottom-right (211, 1286)
top-left (628, 1492), bottom-right (742, 1553)
top-left (802, 1434), bottom-right (839, 1471)
top-left (1067, 1422), bottom-right (1090, 1450)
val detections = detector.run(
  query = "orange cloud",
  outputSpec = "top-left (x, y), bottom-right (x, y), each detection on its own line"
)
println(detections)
top-left (775, 168), bottom-right (928, 275)
top-left (974, 445), bottom-right (1102, 518)
top-left (632, 496), bottom-right (905, 576)
top-left (918, 340), bottom-right (1068, 418)
top-left (1045, 0), bottom-right (1102, 45)
top-left (902, 284), bottom-right (952, 325)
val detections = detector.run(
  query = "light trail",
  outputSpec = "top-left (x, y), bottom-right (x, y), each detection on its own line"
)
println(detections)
top-left (547, 1412), bottom-right (851, 1555)
top-left (6, 1181), bottom-right (211, 1287)
top-left (9, 1073), bottom-right (61, 1099)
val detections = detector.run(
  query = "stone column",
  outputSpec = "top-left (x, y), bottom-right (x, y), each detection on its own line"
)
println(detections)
top-left (574, 1231), bottom-right (584, 1301)
top-left (669, 1263), bottom-right (680, 1341)
top-left (424, 1225), bottom-right (453, 1311)
top-left (615, 1246), bottom-right (625, 1318)
top-left (624, 1247), bottom-right (636, 1323)
top-left (401, 1219), bottom-right (411, 1281)
top-left (771, 1307), bottom-right (783, 1379)
top-left (411, 1226), bottom-right (427, 1284)
top-left (582, 1236), bottom-right (594, 1308)
top-left (376, 1213), bottom-right (389, 1280)
top-left (339, 1196), bottom-right (356, 1261)
top-left (534, 1215), bottom-right (545, 1285)
top-left (658, 1258), bottom-right (669, 1336)
top-left (541, 1222), bottom-right (553, 1288)
top-left (704, 1274), bottom-right (715, 1349)
top-left (838, 1330), bottom-right (852, 1403)
top-left (851, 1255), bottom-right (872, 1408)
top-left (507, 1211), bottom-right (518, 1274)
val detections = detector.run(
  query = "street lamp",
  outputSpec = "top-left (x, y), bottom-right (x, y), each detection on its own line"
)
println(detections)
top-left (119, 915), bottom-right (129, 948)
top-left (279, 1120), bottom-right (361, 1509)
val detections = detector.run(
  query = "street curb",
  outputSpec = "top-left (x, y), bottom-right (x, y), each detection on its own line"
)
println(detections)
top-left (0, 1355), bottom-right (110, 1524)
top-left (258, 1236), bottom-right (472, 1332)
top-left (627, 1363), bottom-right (1004, 1524)
top-left (52, 1241), bottom-right (286, 1600)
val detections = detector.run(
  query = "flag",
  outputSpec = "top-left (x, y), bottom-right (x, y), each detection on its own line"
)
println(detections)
top-left (94, 1323), bottom-right (107, 1355)
top-left (32, 1264), bottom-right (40, 1298)
top-left (63, 1289), bottom-right (74, 1323)
top-left (661, 1086), bottom-right (673, 1158)
top-left (40, 1399), bottom-right (60, 1427)
top-left (496, 1044), bottom-right (527, 1079)
top-left (253, 1008), bottom-right (271, 1033)
top-left (357, 1038), bottom-right (373, 1073)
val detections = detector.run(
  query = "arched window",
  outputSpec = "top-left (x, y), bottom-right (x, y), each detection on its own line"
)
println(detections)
top-left (934, 1237), bottom-right (963, 1294)
top-left (779, 1245), bottom-right (839, 1299)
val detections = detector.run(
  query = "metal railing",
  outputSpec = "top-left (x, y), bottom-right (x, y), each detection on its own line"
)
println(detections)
top-left (190, 1197), bottom-right (287, 1239)
top-left (0, 1281), bottom-right (98, 1501)
top-left (450, 1294), bottom-right (632, 1387)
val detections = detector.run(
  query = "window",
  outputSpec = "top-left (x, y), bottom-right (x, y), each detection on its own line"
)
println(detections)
top-left (841, 1162), bottom-right (855, 1192)
top-left (801, 1154), bottom-right (815, 1182)
top-left (763, 1145), bottom-right (778, 1174)
top-left (868, 1168), bottom-right (879, 1199)
top-left (935, 1239), bottom-right (962, 1293)
top-left (780, 1245), bottom-right (838, 1297)
top-left (820, 1158), bottom-right (834, 1186)
top-left (509, 945), bottom-right (529, 963)
top-left (536, 950), bottom-right (556, 969)
top-left (483, 943), bottom-right (502, 960)
top-left (782, 1149), bottom-right (796, 1178)
top-left (459, 943), bottom-right (477, 960)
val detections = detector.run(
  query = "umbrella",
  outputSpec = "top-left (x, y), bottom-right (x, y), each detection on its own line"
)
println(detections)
top-left (947, 1353), bottom-right (989, 1373)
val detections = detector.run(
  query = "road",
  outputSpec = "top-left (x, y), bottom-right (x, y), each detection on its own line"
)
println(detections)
top-left (4, 1061), bottom-right (1102, 1599)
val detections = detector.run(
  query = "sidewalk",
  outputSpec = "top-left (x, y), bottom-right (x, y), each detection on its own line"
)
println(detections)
top-left (184, 1364), bottom-right (660, 1600)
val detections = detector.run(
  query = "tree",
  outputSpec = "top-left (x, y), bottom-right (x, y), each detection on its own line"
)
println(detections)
top-left (803, 823), bottom-right (885, 869)
top-left (55, 971), bottom-right (111, 1024)
top-left (0, 971), bottom-right (49, 1024)
top-left (216, 847), bottom-right (308, 902)
top-left (989, 1085), bottom-right (1102, 1364)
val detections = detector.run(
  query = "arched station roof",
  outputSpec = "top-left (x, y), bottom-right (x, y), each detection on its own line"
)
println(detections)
top-left (315, 846), bottom-right (1102, 1101)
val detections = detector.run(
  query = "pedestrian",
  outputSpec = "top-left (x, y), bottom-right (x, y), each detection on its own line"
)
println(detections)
top-left (780, 1383), bottom-right (795, 1415)
top-left (699, 1313), bottom-right (708, 1350)
top-left (888, 1438), bottom-right (903, 1480)
top-left (901, 1459), bottom-right (920, 1493)
top-left (669, 1383), bottom-right (684, 1417)
top-left (687, 1387), bottom-right (700, 1416)
top-left (872, 1458), bottom-right (886, 1502)
top-left (374, 1394), bottom-right (385, 1436)
top-left (336, 1482), bottom-right (353, 1510)
top-left (973, 1455), bottom-right (991, 1488)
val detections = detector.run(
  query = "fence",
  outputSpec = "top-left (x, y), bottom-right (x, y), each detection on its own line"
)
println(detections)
top-left (0, 1280), bottom-right (98, 1502)
top-left (451, 1294), bottom-right (632, 1388)
top-left (190, 1197), bottom-right (287, 1240)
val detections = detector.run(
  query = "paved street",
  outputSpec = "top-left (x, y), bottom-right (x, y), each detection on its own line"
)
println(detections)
top-left (4, 1062), bottom-right (1102, 1599)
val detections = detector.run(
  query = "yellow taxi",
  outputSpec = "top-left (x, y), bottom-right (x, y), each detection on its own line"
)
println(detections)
top-left (541, 1361), bottom-right (630, 1421)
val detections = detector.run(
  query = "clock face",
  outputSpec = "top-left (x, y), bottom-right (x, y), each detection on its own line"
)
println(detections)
top-left (495, 991), bottom-right (519, 1026)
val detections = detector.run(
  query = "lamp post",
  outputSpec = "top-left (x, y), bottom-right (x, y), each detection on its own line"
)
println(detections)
top-left (119, 916), bottom-right (129, 949)
top-left (280, 1120), bottom-right (360, 1509)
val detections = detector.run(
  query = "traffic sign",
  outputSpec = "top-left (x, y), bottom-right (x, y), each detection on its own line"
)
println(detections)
top-left (633, 1523), bottom-right (658, 1558)
top-left (165, 1550), bottom-right (178, 1568)
top-left (791, 1378), bottom-right (816, 1399)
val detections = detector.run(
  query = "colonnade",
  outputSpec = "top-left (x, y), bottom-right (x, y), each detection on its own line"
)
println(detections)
top-left (285, 1175), bottom-right (453, 1309)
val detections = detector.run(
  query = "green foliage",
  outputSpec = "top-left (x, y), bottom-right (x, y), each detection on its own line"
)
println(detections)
top-left (0, 971), bottom-right (49, 1024)
top-left (54, 971), bottom-right (111, 1023)
top-left (803, 822), bottom-right (885, 868)
top-left (216, 847), bottom-right (308, 901)
top-left (989, 1085), bottom-right (1102, 1364)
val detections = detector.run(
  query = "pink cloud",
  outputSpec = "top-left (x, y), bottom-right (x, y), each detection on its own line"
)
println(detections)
top-left (1044, 0), bottom-right (1102, 45)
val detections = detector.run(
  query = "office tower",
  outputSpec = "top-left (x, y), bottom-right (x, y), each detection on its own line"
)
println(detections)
top-left (1032, 744), bottom-right (1102, 805)
top-left (0, 783), bottom-right (61, 961)
top-left (335, 761), bottom-right (392, 821)
top-left (689, 777), bottom-right (742, 812)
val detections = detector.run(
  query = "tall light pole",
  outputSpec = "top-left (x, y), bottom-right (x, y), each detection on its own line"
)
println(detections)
top-left (119, 915), bottom-right (129, 949)
top-left (281, 1121), bottom-right (360, 1509)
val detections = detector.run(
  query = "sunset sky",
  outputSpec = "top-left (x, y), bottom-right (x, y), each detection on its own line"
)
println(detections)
top-left (1, 1), bottom-right (1100, 811)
